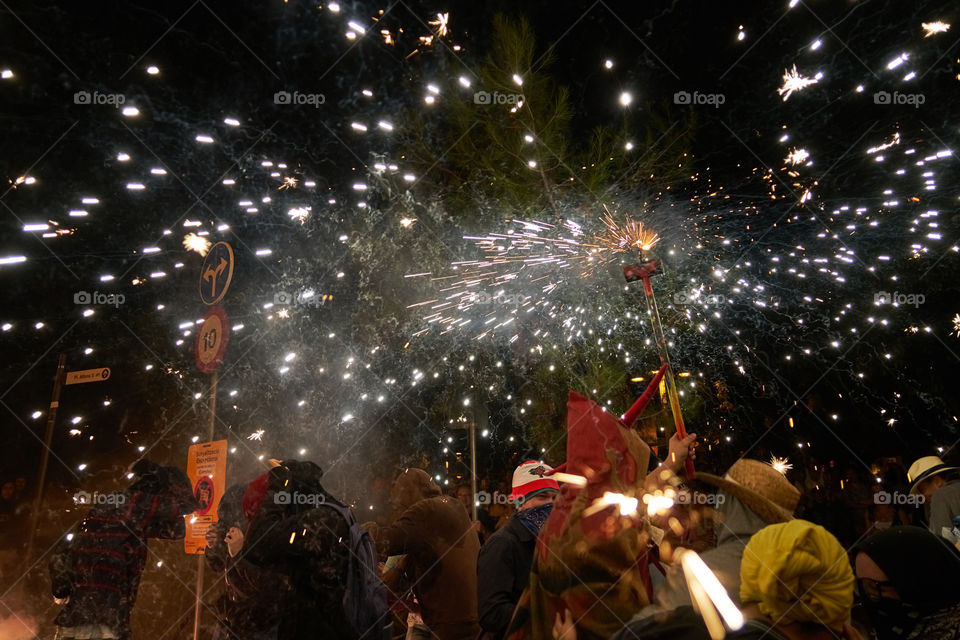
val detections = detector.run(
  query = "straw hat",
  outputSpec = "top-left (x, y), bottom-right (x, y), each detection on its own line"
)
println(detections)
top-left (695, 459), bottom-right (800, 524)
top-left (908, 456), bottom-right (959, 495)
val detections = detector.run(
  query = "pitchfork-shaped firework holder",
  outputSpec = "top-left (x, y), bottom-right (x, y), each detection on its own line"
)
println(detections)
top-left (622, 258), bottom-right (695, 477)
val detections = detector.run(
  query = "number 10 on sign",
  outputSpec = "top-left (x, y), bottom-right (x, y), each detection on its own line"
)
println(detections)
top-left (195, 307), bottom-right (229, 374)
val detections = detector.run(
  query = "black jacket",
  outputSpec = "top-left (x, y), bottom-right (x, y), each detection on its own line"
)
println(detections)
top-left (477, 516), bottom-right (536, 638)
top-left (205, 484), bottom-right (292, 638)
top-left (243, 461), bottom-right (356, 640)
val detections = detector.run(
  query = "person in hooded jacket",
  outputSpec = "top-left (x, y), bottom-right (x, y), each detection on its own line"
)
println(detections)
top-left (852, 525), bottom-right (960, 640)
top-left (652, 459), bottom-right (801, 613)
top-left (205, 481), bottom-right (293, 640)
top-left (49, 460), bottom-right (199, 640)
top-left (477, 461), bottom-right (559, 640)
top-left (242, 459), bottom-right (356, 640)
top-left (366, 468), bottom-right (481, 640)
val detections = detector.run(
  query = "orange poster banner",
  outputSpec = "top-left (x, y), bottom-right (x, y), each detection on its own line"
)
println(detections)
top-left (184, 439), bottom-right (227, 554)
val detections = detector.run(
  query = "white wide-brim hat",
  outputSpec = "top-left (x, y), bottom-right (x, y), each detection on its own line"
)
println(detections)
top-left (908, 456), bottom-right (959, 495)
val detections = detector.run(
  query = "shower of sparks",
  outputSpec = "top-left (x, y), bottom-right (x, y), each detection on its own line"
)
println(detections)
top-left (400, 217), bottom-right (417, 228)
top-left (182, 233), bottom-right (211, 256)
top-left (429, 12), bottom-right (449, 37)
top-left (599, 207), bottom-right (660, 253)
top-left (279, 176), bottom-right (298, 190)
top-left (247, 429), bottom-right (265, 441)
top-left (407, 209), bottom-right (662, 340)
top-left (952, 314), bottom-right (960, 338)
top-left (778, 65), bottom-right (819, 101)
top-left (785, 148), bottom-right (810, 165)
top-left (770, 456), bottom-right (793, 475)
top-left (921, 21), bottom-right (950, 37)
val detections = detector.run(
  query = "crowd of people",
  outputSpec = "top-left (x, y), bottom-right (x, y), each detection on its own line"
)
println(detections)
top-left (35, 428), bottom-right (960, 640)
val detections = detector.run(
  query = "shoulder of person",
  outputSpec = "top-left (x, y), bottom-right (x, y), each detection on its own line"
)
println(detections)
top-left (481, 520), bottom-right (522, 550)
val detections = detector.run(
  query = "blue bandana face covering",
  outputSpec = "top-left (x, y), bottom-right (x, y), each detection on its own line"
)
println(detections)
top-left (515, 502), bottom-right (554, 536)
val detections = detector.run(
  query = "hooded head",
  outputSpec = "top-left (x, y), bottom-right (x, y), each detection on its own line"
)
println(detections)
top-left (390, 468), bottom-right (441, 513)
top-left (129, 459), bottom-right (199, 512)
top-left (217, 484), bottom-right (249, 530)
top-left (852, 526), bottom-right (960, 613)
top-left (740, 520), bottom-right (855, 632)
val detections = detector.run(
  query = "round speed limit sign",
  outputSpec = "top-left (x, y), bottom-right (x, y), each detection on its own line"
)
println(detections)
top-left (195, 307), bottom-right (230, 373)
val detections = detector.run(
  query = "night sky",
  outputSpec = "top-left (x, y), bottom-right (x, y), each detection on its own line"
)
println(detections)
top-left (2, 0), bottom-right (959, 510)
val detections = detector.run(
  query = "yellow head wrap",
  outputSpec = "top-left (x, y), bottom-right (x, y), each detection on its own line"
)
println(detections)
top-left (740, 520), bottom-right (854, 631)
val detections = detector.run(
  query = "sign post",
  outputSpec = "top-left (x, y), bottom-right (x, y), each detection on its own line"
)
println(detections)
top-left (199, 242), bottom-right (234, 306)
top-left (193, 242), bottom-right (233, 640)
top-left (65, 367), bottom-right (111, 385)
top-left (23, 353), bottom-right (67, 569)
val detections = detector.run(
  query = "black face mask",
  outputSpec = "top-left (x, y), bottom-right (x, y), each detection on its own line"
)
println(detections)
top-left (859, 598), bottom-right (922, 640)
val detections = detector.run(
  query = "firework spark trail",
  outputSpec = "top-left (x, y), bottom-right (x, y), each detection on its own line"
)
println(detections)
top-left (407, 207), bottom-right (665, 338)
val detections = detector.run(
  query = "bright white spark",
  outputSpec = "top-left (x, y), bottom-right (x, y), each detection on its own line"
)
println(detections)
top-left (287, 207), bottom-right (311, 224)
top-left (770, 456), bottom-right (793, 474)
top-left (785, 148), bottom-right (810, 165)
top-left (922, 21), bottom-right (950, 37)
top-left (247, 429), bottom-right (265, 441)
top-left (429, 12), bottom-right (449, 37)
top-left (183, 233), bottom-right (211, 256)
top-left (778, 65), bottom-right (819, 101)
